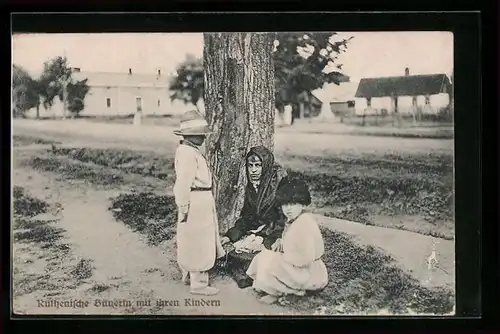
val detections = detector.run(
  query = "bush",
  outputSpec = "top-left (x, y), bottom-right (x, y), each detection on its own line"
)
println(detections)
top-left (13, 186), bottom-right (49, 217)
top-left (13, 135), bottom-right (61, 147)
top-left (50, 147), bottom-right (173, 180)
top-left (109, 192), bottom-right (178, 246)
top-left (28, 156), bottom-right (124, 185)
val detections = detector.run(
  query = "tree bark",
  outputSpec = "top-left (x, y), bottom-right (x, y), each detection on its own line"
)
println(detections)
top-left (203, 32), bottom-right (275, 234)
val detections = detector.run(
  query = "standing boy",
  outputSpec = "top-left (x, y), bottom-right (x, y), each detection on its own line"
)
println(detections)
top-left (173, 110), bottom-right (225, 296)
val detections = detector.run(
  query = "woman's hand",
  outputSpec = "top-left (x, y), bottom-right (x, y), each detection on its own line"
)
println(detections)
top-left (177, 205), bottom-right (189, 223)
top-left (271, 238), bottom-right (282, 252)
top-left (178, 212), bottom-right (188, 223)
top-left (222, 237), bottom-right (235, 253)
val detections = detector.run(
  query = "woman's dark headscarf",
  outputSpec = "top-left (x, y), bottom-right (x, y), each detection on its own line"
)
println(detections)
top-left (245, 146), bottom-right (282, 217)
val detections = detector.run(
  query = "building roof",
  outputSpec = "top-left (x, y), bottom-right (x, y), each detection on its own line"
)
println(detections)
top-left (312, 81), bottom-right (359, 103)
top-left (355, 74), bottom-right (451, 98)
top-left (72, 71), bottom-right (171, 88)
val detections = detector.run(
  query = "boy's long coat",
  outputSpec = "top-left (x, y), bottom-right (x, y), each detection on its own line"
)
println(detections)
top-left (173, 141), bottom-right (225, 272)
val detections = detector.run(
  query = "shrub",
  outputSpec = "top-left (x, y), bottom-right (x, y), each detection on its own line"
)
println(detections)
top-left (109, 192), bottom-right (178, 246)
top-left (12, 186), bottom-right (49, 217)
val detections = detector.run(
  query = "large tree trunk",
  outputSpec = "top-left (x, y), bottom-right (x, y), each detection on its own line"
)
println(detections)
top-left (203, 32), bottom-right (275, 234)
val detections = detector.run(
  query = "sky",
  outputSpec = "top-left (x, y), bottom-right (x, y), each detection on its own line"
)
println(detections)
top-left (12, 32), bottom-right (453, 81)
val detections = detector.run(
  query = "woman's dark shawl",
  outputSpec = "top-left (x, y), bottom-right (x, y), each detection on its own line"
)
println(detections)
top-left (225, 146), bottom-right (288, 249)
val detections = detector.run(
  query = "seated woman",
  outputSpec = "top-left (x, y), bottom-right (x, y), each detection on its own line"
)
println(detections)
top-left (245, 178), bottom-right (329, 304)
top-left (220, 146), bottom-right (288, 288)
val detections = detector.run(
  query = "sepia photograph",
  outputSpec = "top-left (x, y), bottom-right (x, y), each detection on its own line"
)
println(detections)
top-left (11, 30), bottom-right (455, 316)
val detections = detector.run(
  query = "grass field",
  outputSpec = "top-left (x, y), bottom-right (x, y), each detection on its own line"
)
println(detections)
top-left (17, 140), bottom-right (454, 240)
top-left (12, 124), bottom-right (455, 315)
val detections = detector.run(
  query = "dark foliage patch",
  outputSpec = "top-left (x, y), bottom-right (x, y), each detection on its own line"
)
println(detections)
top-left (89, 283), bottom-right (111, 293)
top-left (285, 152), bottom-right (454, 238)
top-left (109, 192), bottom-right (178, 246)
top-left (14, 220), bottom-right (65, 245)
top-left (70, 259), bottom-right (94, 280)
top-left (13, 135), bottom-right (61, 147)
top-left (12, 186), bottom-right (92, 297)
top-left (27, 156), bottom-right (124, 185)
top-left (289, 227), bottom-right (454, 315)
top-left (14, 273), bottom-right (58, 296)
top-left (351, 130), bottom-right (453, 140)
top-left (50, 147), bottom-right (173, 180)
top-left (12, 186), bottom-right (49, 217)
top-left (13, 187), bottom-right (61, 250)
top-left (14, 218), bottom-right (46, 230)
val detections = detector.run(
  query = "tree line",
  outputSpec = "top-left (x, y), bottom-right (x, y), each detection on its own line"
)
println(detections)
top-left (13, 33), bottom-right (352, 120)
top-left (12, 56), bottom-right (90, 118)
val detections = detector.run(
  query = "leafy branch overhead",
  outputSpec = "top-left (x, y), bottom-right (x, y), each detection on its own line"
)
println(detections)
top-left (169, 32), bottom-right (353, 109)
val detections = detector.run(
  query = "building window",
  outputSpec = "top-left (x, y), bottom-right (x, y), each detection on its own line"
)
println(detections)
top-left (106, 98), bottom-right (111, 108)
top-left (157, 99), bottom-right (161, 107)
top-left (366, 97), bottom-right (372, 107)
top-left (136, 97), bottom-right (143, 112)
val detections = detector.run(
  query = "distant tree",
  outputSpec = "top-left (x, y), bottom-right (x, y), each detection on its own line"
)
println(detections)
top-left (12, 65), bottom-right (40, 118)
top-left (273, 32), bottom-right (352, 113)
top-left (169, 54), bottom-right (204, 112)
top-left (38, 56), bottom-right (90, 118)
top-left (170, 33), bottom-right (352, 118)
top-left (66, 79), bottom-right (90, 116)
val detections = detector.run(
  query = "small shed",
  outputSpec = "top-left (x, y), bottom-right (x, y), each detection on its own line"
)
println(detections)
top-left (312, 82), bottom-right (359, 120)
top-left (294, 91), bottom-right (323, 119)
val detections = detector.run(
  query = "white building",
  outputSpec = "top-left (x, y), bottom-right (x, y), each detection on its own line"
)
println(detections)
top-left (27, 68), bottom-right (192, 118)
top-left (354, 70), bottom-right (452, 116)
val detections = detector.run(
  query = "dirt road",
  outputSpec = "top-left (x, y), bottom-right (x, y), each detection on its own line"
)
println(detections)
top-left (13, 119), bottom-right (453, 156)
top-left (13, 166), bottom-right (295, 315)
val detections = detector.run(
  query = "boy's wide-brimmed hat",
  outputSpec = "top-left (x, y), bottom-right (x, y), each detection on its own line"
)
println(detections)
top-left (173, 110), bottom-right (212, 136)
top-left (276, 177), bottom-right (312, 206)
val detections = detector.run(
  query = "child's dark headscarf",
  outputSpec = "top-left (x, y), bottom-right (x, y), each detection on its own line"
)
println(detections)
top-left (245, 146), bottom-right (284, 218)
top-left (276, 177), bottom-right (312, 206)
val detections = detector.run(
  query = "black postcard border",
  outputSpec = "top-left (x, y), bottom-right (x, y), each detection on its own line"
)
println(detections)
top-left (3, 8), bottom-right (494, 334)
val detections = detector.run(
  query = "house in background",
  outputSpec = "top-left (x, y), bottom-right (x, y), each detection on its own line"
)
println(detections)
top-left (29, 68), bottom-right (191, 118)
top-left (311, 81), bottom-right (359, 121)
top-left (290, 74), bottom-right (351, 121)
top-left (294, 91), bottom-right (323, 119)
top-left (354, 68), bottom-right (452, 117)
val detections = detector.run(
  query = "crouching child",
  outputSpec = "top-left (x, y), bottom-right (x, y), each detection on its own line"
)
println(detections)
top-left (246, 177), bottom-right (328, 304)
